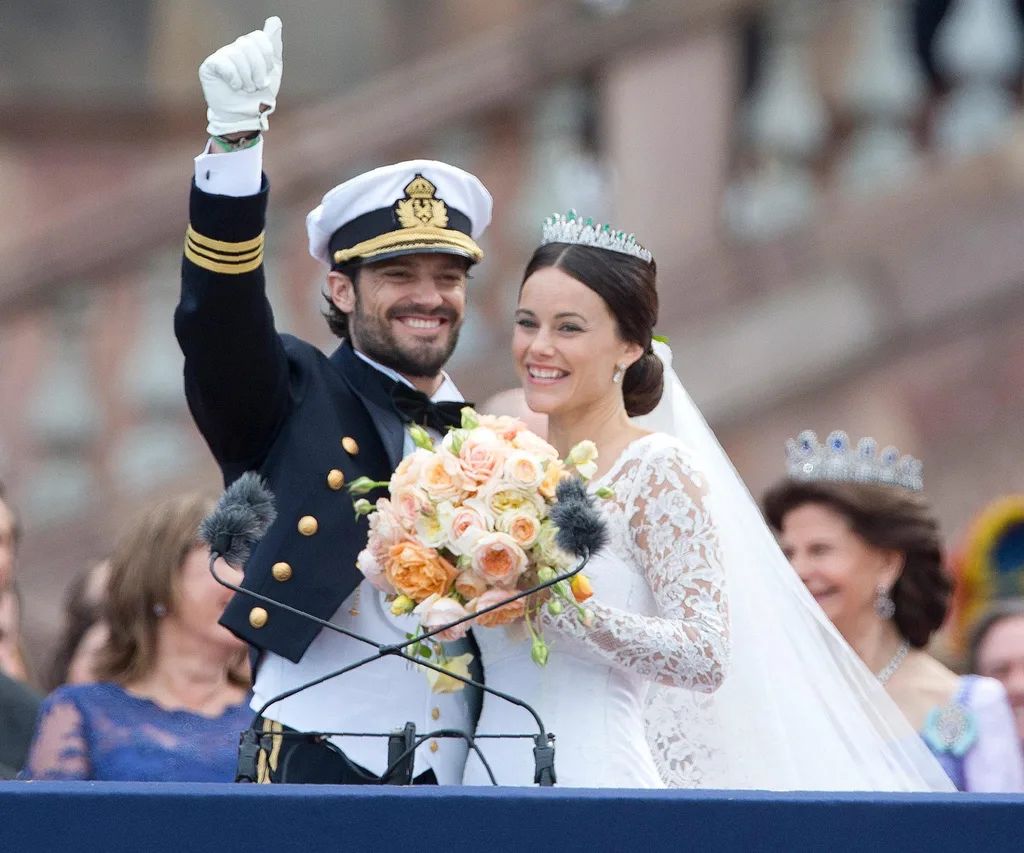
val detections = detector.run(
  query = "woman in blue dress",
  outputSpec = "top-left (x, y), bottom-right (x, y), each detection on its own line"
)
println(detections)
top-left (23, 493), bottom-right (251, 782)
top-left (765, 431), bottom-right (1024, 792)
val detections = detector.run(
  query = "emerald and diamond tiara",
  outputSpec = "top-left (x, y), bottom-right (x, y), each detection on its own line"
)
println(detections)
top-left (541, 210), bottom-right (653, 263)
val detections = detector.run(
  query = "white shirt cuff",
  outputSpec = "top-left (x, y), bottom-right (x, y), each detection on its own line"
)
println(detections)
top-left (194, 137), bottom-right (264, 197)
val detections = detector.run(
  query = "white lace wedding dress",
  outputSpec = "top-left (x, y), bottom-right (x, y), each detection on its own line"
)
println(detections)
top-left (462, 432), bottom-right (730, 788)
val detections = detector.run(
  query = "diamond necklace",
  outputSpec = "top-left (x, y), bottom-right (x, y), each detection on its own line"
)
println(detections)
top-left (876, 640), bottom-right (910, 685)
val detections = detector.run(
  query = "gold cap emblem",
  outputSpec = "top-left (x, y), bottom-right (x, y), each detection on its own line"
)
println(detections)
top-left (395, 174), bottom-right (449, 229)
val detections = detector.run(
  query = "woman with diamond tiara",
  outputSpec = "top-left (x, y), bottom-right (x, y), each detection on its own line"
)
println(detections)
top-left (462, 212), bottom-right (953, 790)
top-left (763, 434), bottom-right (1024, 792)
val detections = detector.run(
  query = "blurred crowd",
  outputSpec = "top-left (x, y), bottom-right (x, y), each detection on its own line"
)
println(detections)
top-left (1, 392), bottom-right (1023, 788)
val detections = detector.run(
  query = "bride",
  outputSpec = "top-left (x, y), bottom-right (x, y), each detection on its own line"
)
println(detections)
top-left (462, 213), bottom-right (953, 791)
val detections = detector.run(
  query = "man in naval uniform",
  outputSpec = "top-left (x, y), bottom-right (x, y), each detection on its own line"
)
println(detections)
top-left (175, 17), bottom-right (492, 784)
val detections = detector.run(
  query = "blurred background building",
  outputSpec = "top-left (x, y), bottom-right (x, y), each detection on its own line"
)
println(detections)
top-left (3, 0), bottom-right (1024, 666)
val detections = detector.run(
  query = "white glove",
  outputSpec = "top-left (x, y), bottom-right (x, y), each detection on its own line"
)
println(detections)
top-left (199, 16), bottom-right (283, 136)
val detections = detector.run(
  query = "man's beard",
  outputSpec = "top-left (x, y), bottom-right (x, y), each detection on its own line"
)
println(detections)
top-left (350, 299), bottom-right (461, 378)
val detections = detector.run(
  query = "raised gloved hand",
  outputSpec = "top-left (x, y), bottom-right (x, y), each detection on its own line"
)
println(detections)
top-left (199, 16), bottom-right (283, 136)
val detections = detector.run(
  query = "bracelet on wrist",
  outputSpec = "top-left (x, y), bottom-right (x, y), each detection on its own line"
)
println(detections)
top-left (211, 132), bottom-right (261, 152)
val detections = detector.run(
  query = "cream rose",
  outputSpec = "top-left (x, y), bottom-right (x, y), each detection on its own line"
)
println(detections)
top-left (481, 483), bottom-right (546, 519)
top-left (470, 589), bottom-right (527, 627)
top-left (495, 510), bottom-right (541, 549)
top-left (419, 451), bottom-right (468, 503)
top-left (356, 548), bottom-right (396, 594)
top-left (503, 450), bottom-right (545, 490)
top-left (457, 428), bottom-right (506, 488)
top-left (471, 532), bottom-right (529, 585)
top-left (413, 594), bottom-right (470, 641)
top-left (385, 541), bottom-right (458, 602)
top-left (567, 440), bottom-right (599, 480)
top-left (532, 519), bottom-right (573, 570)
top-left (414, 512), bottom-right (447, 549)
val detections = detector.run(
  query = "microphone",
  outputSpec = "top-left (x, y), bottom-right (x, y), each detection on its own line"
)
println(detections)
top-left (550, 477), bottom-right (609, 559)
top-left (198, 472), bottom-right (276, 566)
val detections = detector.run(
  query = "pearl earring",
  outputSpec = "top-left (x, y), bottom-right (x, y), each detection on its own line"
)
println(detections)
top-left (153, 603), bottom-right (167, 618)
top-left (612, 363), bottom-right (625, 384)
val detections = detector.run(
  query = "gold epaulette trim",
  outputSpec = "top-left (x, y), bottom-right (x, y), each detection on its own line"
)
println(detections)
top-left (185, 225), bottom-right (264, 274)
top-left (333, 226), bottom-right (483, 265)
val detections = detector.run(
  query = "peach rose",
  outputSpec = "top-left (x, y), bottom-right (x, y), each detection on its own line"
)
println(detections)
top-left (512, 429), bottom-right (559, 459)
top-left (503, 450), bottom-right (544, 490)
top-left (439, 502), bottom-right (489, 556)
top-left (390, 448), bottom-right (431, 491)
top-left (368, 499), bottom-right (409, 560)
top-left (385, 541), bottom-right (458, 602)
top-left (477, 414), bottom-right (526, 441)
top-left (457, 428), bottom-right (507, 488)
top-left (414, 512), bottom-right (447, 549)
top-left (357, 548), bottom-right (396, 594)
top-left (454, 571), bottom-right (489, 600)
top-left (420, 451), bottom-right (468, 503)
top-left (495, 511), bottom-right (541, 549)
top-left (470, 589), bottom-right (527, 627)
top-left (391, 485), bottom-right (432, 529)
top-left (471, 532), bottom-right (529, 585)
top-left (532, 520), bottom-right (573, 570)
top-left (538, 459), bottom-right (570, 501)
top-left (414, 594), bottom-right (471, 641)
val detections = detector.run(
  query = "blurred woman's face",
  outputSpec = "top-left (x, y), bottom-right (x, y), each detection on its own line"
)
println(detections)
top-left (67, 621), bottom-right (109, 685)
top-left (168, 546), bottom-right (244, 652)
top-left (779, 502), bottom-right (902, 641)
top-left (976, 615), bottom-right (1024, 743)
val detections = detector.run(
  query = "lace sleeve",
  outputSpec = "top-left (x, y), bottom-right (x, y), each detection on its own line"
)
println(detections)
top-left (543, 442), bottom-right (730, 690)
top-left (22, 691), bottom-right (91, 780)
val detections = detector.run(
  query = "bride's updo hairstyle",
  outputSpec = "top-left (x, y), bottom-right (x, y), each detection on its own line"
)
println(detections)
top-left (521, 243), bottom-right (663, 416)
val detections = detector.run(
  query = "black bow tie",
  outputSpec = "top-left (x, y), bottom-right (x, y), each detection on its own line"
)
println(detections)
top-left (390, 382), bottom-right (469, 433)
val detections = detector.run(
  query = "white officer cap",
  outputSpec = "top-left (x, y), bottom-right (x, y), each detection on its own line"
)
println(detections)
top-left (306, 159), bottom-right (493, 267)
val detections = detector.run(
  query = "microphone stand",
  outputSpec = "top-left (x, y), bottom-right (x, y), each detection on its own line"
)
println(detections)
top-left (210, 549), bottom-right (592, 787)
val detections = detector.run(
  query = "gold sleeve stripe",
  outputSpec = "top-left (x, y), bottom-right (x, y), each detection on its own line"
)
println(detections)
top-left (186, 225), bottom-right (264, 254)
top-left (184, 242), bottom-right (263, 275)
top-left (185, 238), bottom-right (262, 265)
top-left (184, 225), bottom-right (264, 274)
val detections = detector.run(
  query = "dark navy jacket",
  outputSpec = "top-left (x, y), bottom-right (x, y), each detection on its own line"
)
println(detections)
top-left (175, 179), bottom-right (407, 663)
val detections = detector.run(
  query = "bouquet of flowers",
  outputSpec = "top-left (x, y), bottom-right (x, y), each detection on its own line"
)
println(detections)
top-left (348, 407), bottom-right (599, 692)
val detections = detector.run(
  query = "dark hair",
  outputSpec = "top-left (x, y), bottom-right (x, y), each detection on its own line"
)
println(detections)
top-left (967, 598), bottom-right (1024, 673)
top-left (43, 561), bottom-right (107, 691)
top-left (322, 263), bottom-right (362, 339)
top-left (763, 479), bottom-right (951, 649)
top-left (522, 243), bottom-right (663, 416)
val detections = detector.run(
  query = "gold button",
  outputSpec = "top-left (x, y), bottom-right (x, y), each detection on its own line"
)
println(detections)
top-left (327, 469), bottom-right (345, 490)
top-left (431, 707), bottom-right (440, 721)
top-left (249, 607), bottom-right (268, 628)
top-left (298, 515), bottom-right (318, 536)
top-left (271, 561), bottom-right (292, 582)
top-left (342, 437), bottom-right (359, 455)
top-left (429, 741), bottom-right (439, 753)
